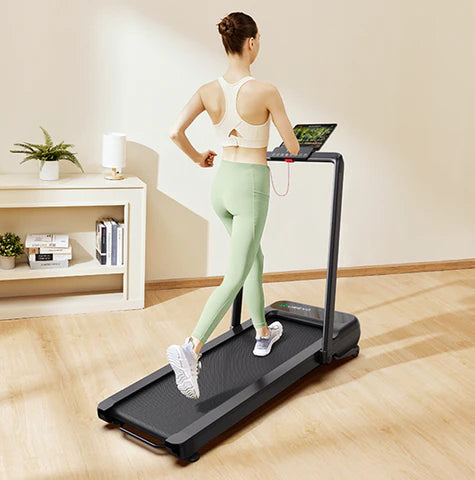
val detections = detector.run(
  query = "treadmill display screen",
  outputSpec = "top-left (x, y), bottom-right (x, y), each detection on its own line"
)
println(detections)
top-left (292, 124), bottom-right (337, 149)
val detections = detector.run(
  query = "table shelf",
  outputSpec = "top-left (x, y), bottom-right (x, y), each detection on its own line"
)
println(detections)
top-left (0, 256), bottom-right (125, 281)
top-left (0, 173), bottom-right (146, 320)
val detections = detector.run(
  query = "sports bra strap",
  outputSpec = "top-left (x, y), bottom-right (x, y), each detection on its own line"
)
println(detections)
top-left (214, 75), bottom-right (270, 149)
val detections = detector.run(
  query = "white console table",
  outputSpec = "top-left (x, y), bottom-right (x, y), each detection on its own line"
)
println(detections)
top-left (0, 173), bottom-right (147, 320)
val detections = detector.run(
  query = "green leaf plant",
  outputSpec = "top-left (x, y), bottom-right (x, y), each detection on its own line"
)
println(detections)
top-left (0, 232), bottom-right (25, 257)
top-left (10, 126), bottom-right (84, 173)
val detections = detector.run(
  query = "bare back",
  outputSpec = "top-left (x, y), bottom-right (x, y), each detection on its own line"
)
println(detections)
top-left (200, 77), bottom-right (299, 164)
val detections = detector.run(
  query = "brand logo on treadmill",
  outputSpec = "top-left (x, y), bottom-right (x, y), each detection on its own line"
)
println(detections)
top-left (279, 303), bottom-right (312, 311)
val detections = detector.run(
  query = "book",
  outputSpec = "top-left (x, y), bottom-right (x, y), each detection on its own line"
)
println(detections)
top-left (28, 258), bottom-right (69, 269)
top-left (110, 218), bottom-right (118, 266)
top-left (25, 234), bottom-right (69, 248)
top-left (95, 217), bottom-right (125, 266)
top-left (117, 222), bottom-right (123, 265)
top-left (117, 220), bottom-right (125, 265)
top-left (95, 220), bottom-right (107, 265)
top-left (27, 245), bottom-right (72, 254)
top-left (103, 218), bottom-right (113, 265)
top-left (121, 222), bottom-right (126, 265)
top-left (28, 253), bottom-right (72, 262)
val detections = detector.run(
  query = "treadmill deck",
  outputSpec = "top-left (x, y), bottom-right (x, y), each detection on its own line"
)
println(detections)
top-left (106, 314), bottom-right (323, 439)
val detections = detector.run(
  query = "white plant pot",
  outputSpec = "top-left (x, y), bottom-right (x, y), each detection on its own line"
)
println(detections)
top-left (39, 161), bottom-right (59, 180)
top-left (0, 255), bottom-right (15, 269)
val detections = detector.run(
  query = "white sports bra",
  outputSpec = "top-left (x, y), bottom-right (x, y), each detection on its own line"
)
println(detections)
top-left (214, 76), bottom-right (270, 148)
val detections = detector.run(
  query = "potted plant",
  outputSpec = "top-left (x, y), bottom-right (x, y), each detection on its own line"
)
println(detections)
top-left (0, 232), bottom-right (25, 270)
top-left (10, 126), bottom-right (84, 180)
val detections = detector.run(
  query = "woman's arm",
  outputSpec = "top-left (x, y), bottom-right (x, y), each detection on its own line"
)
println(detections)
top-left (265, 84), bottom-right (300, 155)
top-left (169, 88), bottom-right (205, 163)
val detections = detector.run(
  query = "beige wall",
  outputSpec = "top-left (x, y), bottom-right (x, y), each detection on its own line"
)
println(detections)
top-left (1, 1), bottom-right (474, 281)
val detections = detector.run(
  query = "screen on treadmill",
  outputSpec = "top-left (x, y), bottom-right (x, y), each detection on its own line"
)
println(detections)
top-left (281, 124), bottom-right (337, 150)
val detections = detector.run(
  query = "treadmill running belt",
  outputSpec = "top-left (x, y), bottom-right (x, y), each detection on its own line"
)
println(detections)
top-left (109, 317), bottom-right (322, 439)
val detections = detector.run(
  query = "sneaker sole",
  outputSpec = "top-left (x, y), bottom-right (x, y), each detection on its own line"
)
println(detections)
top-left (253, 326), bottom-right (283, 356)
top-left (166, 345), bottom-right (200, 399)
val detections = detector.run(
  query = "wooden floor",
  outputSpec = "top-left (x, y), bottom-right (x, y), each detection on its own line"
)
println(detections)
top-left (1, 268), bottom-right (474, 479)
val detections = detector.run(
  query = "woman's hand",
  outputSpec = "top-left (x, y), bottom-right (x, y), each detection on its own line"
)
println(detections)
top-left (194, 150), bottom-right (217, 168)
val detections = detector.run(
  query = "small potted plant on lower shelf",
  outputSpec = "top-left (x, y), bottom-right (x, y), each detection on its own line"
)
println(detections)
top-left (9, 126), bottom-right (84, 181)
top-left (0, 232), bottom-right (25, 270)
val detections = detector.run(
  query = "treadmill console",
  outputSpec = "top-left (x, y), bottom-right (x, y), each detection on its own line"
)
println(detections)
top-left (270, 123), bottom-right (337, 161)
top-left (270, 145), bottom-right (315, 160)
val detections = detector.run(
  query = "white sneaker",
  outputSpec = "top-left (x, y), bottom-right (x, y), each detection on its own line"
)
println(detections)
top-left (253, 321), bottom-right (283, 356)
top-left (166, 336), bottom-right (202, 399)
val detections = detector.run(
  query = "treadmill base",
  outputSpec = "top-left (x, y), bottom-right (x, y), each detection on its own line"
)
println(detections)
top-left (98, 301), bottom-right (360, 462)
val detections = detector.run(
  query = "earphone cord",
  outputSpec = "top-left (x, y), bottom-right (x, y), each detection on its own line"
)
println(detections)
top-left (269, 162), bottom-right (291, 196)
top-left (229, 143), bottom-right (291, 196)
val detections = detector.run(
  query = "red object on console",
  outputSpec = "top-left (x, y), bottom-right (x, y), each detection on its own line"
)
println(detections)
top-left (284, 158), bottom-right (294, 162)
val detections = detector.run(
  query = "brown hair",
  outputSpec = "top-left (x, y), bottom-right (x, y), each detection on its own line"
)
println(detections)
top-left (217, 12), bottom-right (258, 56)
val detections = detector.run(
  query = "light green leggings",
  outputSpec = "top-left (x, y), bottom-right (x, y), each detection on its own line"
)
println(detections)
top-left (191, 159), bottom-right (271, 344)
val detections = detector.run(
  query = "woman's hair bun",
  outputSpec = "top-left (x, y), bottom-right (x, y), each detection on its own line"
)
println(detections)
top-left (219, 17), bottom-right (235, 36)
top-left (217, 12), bottom-right (257, 55)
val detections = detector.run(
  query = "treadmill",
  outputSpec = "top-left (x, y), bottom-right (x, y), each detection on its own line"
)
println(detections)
top-left (98, 127), bottom-right (361, 462)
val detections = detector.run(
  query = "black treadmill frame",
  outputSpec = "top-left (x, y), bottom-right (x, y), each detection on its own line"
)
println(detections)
top-left (98, 151), bottom-right (360, 462)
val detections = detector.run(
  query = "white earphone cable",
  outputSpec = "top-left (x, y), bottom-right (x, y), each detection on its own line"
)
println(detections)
top-left (269, 161), bottom-right (291, 196)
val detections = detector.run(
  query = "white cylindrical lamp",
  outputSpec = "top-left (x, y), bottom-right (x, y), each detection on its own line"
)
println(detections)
top-left (102, 132), bottom-right (126, 180)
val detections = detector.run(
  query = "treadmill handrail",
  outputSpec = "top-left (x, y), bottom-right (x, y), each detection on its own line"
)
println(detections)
top-left (231, 151), bottom-right (345, 364)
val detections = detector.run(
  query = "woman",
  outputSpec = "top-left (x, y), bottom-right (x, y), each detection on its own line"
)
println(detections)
top-left (166, 12), bottom-right (300, 400)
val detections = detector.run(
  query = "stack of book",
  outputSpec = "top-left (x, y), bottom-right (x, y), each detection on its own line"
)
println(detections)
top-left (96, 217), bottom-right (125, 266)
top-left (26, 234), bottom-right (71, 269)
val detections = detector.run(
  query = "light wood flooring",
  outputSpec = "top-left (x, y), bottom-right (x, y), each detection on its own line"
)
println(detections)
top-left (1, 268), bottom-right (474, 479)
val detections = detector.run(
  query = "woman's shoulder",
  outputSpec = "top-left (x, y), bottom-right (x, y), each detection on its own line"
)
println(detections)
top-left (247, 79), bottom-right (279, 99)
top-left (247, 78), bottom-right (275, 90)
top-left (249, 77), bottom-right (272, 85)
top-left (199, 78), bottom-right (277, 102)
